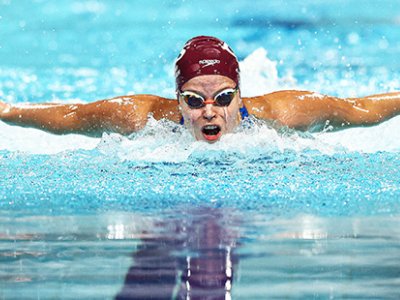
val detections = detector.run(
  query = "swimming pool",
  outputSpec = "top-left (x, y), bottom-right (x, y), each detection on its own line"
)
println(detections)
top-left (1, 1), bottom-right (400, 299)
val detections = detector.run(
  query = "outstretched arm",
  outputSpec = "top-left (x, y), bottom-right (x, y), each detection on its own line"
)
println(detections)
top-left (0, 95), bottom-right (180, 137)
top-left (245, 90), bottom-right (400, 130)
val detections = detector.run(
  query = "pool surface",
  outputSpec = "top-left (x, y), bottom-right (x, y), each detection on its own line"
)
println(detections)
top-left (1, 1), bottom-right (400, 299)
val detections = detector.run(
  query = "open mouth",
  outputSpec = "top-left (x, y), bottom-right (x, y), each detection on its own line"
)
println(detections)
top-left (201, 125), bottom-right (222, 141)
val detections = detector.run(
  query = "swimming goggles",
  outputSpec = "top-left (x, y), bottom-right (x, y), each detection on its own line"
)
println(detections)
top-left (178, 86), bottom-right (238, 109)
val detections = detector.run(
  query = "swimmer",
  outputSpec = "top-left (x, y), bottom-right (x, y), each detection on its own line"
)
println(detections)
top-left (1, 35), bottom-right (399, 143)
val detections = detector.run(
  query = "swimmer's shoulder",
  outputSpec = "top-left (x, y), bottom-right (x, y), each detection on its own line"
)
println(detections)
top-left (244, 90), bottom-right (306, 119)
top-left (244, 90), bottom-right (344, 129)
top-left (106, 94), bottom-right (181, 122)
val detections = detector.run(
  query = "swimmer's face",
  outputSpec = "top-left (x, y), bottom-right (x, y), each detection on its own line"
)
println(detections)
top-left (178, 75), bottom-right (242, 143)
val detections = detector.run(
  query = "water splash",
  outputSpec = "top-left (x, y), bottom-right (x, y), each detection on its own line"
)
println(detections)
top-left (1, 113), bottom-right (399, 158)
top-left (240, 47), bottom-right (297, 96)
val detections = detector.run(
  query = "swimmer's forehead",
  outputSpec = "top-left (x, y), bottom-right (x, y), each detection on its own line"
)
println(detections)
top-left (181, 75), bottom-right (237, 92)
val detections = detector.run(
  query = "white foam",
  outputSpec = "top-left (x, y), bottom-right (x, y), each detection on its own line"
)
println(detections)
top-left (0, 121), bottom-right (98, 154)
top-left (313, 115), bottom-right (400, 153)
top-left (239, 47), bottom-right (296, 96)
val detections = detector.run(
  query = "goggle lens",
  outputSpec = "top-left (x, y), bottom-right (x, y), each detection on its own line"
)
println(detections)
top-left (215, 90), bottom-right (236, 106)
top-left (186, 94), bottom-right (204, 108)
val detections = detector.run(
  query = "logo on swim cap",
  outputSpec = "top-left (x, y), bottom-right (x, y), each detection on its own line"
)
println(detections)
top-left (175, 36), bottom-right (240, 91)
top-left (199, 59), bottom-right (220, 67)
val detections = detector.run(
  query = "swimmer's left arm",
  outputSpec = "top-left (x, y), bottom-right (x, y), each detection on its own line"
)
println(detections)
top-left (247, 90), bottom-right (400, 130)
top-left (341, 92), bottom-right (400, 125)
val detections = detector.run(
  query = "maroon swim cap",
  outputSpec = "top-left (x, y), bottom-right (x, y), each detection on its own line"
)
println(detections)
top-left (175, 36), bottom-right (240, 91)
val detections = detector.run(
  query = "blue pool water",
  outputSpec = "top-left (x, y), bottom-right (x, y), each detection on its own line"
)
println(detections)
top-left (1, 1), bottom-right (400, 299)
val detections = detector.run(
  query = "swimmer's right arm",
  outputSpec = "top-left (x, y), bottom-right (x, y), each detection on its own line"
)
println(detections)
top-left (0, 95), bottom-right (180, 137)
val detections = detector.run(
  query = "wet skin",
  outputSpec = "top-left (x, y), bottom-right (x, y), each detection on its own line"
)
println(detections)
top-left (179, 75), bottom-right (243, 143)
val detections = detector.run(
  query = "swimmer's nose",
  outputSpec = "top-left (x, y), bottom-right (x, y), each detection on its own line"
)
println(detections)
top-left (203, 104), bottom-right (216, 121)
